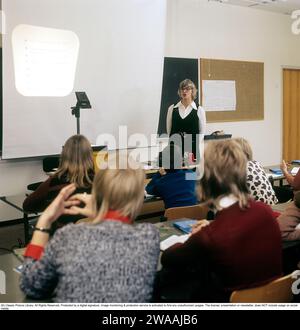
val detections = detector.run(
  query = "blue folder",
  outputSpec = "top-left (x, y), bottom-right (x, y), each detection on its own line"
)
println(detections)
top-left (269, 168), bottom-right (283, 175)
top-left (173, 219), bottom-right (198, 234)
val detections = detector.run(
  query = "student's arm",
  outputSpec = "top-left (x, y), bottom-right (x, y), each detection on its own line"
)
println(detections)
top-left (145, 172), bottom-right (162, 196)
top-left (277, 203), bottom-right (300, 241)
top-left (20, 233), bottom-right (61, 299)
top-left (197, 106), bottom-right (206, 135)
top-left (280, 160), bottom-right (294, 185)
top-left (23, 177), bottom-right (53, 212)
top-left (292, 170), bottom-right (300, 190)
top-left (166, 105), bottom-right (174, 135)
top-left (20, 185), bottom-right (79, 298)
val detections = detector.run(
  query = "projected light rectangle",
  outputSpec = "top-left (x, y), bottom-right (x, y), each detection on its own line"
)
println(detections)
top-left (12, 24), bottom-right (79, 97)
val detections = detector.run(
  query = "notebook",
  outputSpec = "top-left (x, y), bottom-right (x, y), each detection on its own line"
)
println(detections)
top-left (291, 167), bottom-right (299, 175)
top-left (160, 234), bottom-right (190, 251)
top-left (269, 168), bottom-right (283, 175)
top-left (173, 219), bottom-right (198, 234)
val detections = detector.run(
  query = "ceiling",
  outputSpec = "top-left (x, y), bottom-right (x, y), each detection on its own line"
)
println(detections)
top-left (208, 0), bottom-right (300, 15)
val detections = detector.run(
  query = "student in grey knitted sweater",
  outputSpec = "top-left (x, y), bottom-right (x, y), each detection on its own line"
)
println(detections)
top-left (20, 156), bottom-right (160, 303)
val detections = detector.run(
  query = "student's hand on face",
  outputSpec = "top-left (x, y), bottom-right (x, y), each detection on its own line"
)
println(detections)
top-left (159, 168), bottom-right (167, 176)
top-left (38, 184), bottom-right (78, 226)
top-left (191, 220), bottom-right (210, 235)
top-left (65, 192), bottom-right (94, 218)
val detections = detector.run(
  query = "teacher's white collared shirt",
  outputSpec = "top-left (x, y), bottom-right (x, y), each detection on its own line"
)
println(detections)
top-left (166, 101), bottom-right (206, 135)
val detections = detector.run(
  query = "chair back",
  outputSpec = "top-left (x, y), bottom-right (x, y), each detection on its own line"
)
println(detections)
top-left (164, 204), bottom-right (209, 221)
top-left (230, 272), bottom-right (297, 303)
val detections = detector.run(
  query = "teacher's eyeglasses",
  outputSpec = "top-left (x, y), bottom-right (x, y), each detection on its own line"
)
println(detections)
top-left (180, 86), bottom-right (193, 91)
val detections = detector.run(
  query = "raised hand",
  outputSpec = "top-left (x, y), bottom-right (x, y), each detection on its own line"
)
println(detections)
top-left (191, 219), bottom-right (210, 235)
top-left (38, 184), bottom-right (79, 226)
top-left (280, 160), bottom-right (288, 173)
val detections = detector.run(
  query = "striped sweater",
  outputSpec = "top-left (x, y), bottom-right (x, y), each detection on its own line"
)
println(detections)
top-left (20, 221), bottom-right (160, 302)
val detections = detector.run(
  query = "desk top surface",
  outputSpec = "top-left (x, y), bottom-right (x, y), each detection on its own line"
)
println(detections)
top-left (1, 219), bottom-right (299, 303)
top-left (0, 195), bottom-right (39, 216)
top-left (264, 164), bottom-right (300, 181)
top-left (0, 253), bottom-right (29, 303)
top-left (0, 200), bottom-right (24, 223)
top-left (156, 219), bottom-right (300, 250)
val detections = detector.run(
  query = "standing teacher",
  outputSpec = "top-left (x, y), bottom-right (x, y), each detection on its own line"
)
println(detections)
top-left (166, 79), bottom-right (206, 162)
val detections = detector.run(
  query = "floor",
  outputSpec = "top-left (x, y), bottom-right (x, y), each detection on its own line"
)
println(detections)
top-left (0, 223), bottom-right (25, 255)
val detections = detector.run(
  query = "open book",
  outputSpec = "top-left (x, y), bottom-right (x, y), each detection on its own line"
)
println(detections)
top-left (160, 234), bottom-right (190, 251)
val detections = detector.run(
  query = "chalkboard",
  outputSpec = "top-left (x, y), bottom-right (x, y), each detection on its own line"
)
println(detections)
top-left (157, 57), bottom-right (198, 134)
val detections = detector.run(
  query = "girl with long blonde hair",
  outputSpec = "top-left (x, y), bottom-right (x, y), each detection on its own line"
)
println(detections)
top-left (23, 135), bottom-right (95, 224)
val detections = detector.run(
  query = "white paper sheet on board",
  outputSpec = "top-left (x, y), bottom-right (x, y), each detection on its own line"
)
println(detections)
top-left (202, 80), bottom-right (236, 111)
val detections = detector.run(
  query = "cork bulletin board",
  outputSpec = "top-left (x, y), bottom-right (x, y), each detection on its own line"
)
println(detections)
top-left (200, 58), bottom-right (264, 122)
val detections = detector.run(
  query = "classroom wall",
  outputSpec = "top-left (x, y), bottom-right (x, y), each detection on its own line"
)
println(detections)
top-left (1, 0), bottom-right (300, 196)
top-left (0, 159), bottom-right (46, 196)
top-left (166, 0), bottom-right (300, 165)
top-left (2, 0), bottom-right (166, 159)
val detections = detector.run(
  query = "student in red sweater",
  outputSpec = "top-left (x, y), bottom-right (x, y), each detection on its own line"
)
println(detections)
top-left (160, 139), bottom-right (282, 301)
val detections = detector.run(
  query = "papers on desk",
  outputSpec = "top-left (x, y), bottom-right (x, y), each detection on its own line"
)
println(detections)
top-left (267, 173), bottom-right (283, 179)
top-left (160, 234), bottom-right (190, 251)
top-left (143, 164), bottom-right (154, 170)
top-left (291, 167), bottom-right (299, 176)
top-left (144, 191), bottom-right (155, 199)
top-left (267, 167), bottom-right (298, 178)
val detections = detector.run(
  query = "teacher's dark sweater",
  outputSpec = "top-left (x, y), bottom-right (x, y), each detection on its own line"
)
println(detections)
top-left (170, 108), bottom-right (200, 136)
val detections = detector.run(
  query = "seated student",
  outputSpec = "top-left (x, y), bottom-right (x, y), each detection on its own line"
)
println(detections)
top-left (235, 138), bottom-right (277, 205)
top-left (277, 191), bottom-right (300, 241)
top-left (160, 140), bottom-right (282, 302)
top-left (277, 160), bottom-right (300, 202)
top-left (23, 134), bottom-right (95, 225)
top-left (281, 160), bottom-right (300, 190)
top-left (145, 144), bottom-right (197, 209)
top-left (20, 155), bottom-right (160, 303)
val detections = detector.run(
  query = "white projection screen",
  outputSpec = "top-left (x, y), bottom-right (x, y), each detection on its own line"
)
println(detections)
top-left (2, 0), bottom-right (166, 159)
